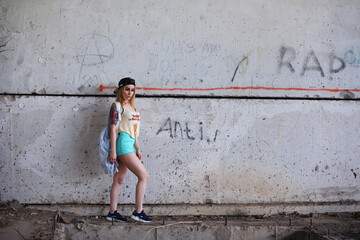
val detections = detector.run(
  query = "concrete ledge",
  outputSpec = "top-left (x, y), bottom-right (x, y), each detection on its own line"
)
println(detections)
top-left (57, 222), bottom-right (317, 240)
top-left (27, 201), bottom-right (360, 217)
top-left (52, 215), bottom-right (340, 240)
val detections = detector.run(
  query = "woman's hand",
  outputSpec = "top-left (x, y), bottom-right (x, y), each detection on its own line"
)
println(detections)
top-left (135, 139), bottom-right (142, 160)
top-left (109, 151), bottom-right (117, 164)
top-left (136, 149), bottom-right (142, 160)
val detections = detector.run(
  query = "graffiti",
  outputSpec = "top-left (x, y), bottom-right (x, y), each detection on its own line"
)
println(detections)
top-left (202, 43), bottom-right (221, 58)
top-left (146, 40), bottom-right (221, 86)
top-left (148, 59), bottom-right (182, 73)
top-left (148, 58), bottom-right (185, 85)
top-left (157, 117), bottom-right (218, 142)
top-left (78, 72), bottom-right (112, 92)
top-left (351, 168), bottom-right (358, 178)
top-left (147, 40), bottom-right (221, 58)
top-left (329, 54), bottom-right (346, 73)
top-left (344, 50), bottom-right (360, 65)
top-left (75, 33), bottom-right (114, 66)
top-left (147, 39), bottom-right (220, 76)
top-left (146, 39), bottom-right (197, 56)
top-left (0, 36), bottom-right (13, 53)
top-left (300, 50), bottom-right (325, 77)
top-left (80, 74), bottom-right (104, 90)
top-left (231, 56), bottom-right (248, 82)
top-left (278, 46), bottom-right (346, 77)
top-left (99, 41), bottom-right (358, 94)
top-left (278, 46), bottom-right (296, 73)
top-left (202, 43), bottom-right (221, 54)
top-left (76, 33), bottom-right (114, 89)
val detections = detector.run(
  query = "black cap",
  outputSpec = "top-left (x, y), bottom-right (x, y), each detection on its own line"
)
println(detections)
top-left (114, 77), bottom-right (136, 94)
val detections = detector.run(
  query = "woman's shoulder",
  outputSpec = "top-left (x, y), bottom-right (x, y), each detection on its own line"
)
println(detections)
top-left (110, 102), bottom-right (117, 109)
top-left (112, 101), bottom-right (123, 109)
top-left (110, 102), bottom-right (122, 113)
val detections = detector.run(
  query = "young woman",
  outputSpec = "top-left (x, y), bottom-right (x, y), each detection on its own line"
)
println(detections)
top-left (106, 77), bottom-right (152, 223)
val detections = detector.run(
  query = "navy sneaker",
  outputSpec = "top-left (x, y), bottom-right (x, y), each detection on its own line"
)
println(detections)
top-left (131, 210), bottom-right (153, 223)
top-left (106, 210), bottom-right (127, 222)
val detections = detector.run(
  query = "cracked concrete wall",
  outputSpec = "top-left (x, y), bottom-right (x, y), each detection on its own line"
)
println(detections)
top-left (0, 0), bottom-right (359, 212)
top-left (1, 96), bottom-right (359, 205)
top-left (1, 0), bottom-right (359, 98)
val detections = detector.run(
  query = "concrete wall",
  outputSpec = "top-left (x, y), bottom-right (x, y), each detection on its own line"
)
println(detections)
top-left (1, 0), bottom-right (359, 213)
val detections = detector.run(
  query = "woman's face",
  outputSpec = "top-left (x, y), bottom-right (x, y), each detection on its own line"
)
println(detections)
top-left (123, 84), bottom-right (135, 101)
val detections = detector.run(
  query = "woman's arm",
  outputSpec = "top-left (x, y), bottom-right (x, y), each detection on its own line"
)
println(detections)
top-left (108, 103), bottom-right (119, 164)
top-left (135, 138), bottom-right (142, 160)
top-left (109, 124), bottom-right (117, 164)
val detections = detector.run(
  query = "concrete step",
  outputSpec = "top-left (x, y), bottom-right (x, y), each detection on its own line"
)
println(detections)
top-left (56, 219), bottom-right (329, 240)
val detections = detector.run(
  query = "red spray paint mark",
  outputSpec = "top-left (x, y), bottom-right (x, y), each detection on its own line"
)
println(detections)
top-left (99, 84), bottom-right (360, 93)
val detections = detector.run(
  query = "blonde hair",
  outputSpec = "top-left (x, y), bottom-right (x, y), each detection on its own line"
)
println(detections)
top-left (115, 86), bottom-right (137, 111)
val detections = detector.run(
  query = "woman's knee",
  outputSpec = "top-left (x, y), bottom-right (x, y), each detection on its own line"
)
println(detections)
top-left (113, 172), bottom-right (126, 185)
top-left (139, 171), bottom-right (149, 182)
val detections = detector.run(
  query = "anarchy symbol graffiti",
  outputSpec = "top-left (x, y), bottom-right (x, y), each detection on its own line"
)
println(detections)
top-left (76, 33), bottom-right (114, 66)
top-left (75, 33), bottom-right (115, 90)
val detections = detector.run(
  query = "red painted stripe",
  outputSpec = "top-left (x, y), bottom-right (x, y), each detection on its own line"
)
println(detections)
top-left (99, 85), bottom-right (360, 93)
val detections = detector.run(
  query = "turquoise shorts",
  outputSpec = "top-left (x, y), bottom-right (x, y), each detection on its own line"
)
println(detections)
top-left (116, 131), bottom-right (135, 156)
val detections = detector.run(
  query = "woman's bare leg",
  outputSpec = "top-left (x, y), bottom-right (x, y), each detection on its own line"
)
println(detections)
top-left (118, 153), bottom-right (149, 212)
top-left (110, 162), bottom-right (128, 212)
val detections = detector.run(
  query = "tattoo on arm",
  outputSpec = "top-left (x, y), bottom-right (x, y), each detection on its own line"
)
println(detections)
top-left (109, 104), bottom-right (119, 126)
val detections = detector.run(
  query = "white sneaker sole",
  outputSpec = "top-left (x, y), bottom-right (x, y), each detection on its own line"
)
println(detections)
top-left (131, 215), bottom-right (152, 223)
top-left (106, 216), bottom-right (126, 222)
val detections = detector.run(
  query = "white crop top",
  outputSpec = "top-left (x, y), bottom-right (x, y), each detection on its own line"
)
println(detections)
top-left (119, 106), bottom-right (140, 139)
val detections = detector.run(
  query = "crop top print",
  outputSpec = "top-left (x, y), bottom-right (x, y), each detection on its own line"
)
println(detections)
top-left (108, 103), bottom-right (140, 139)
